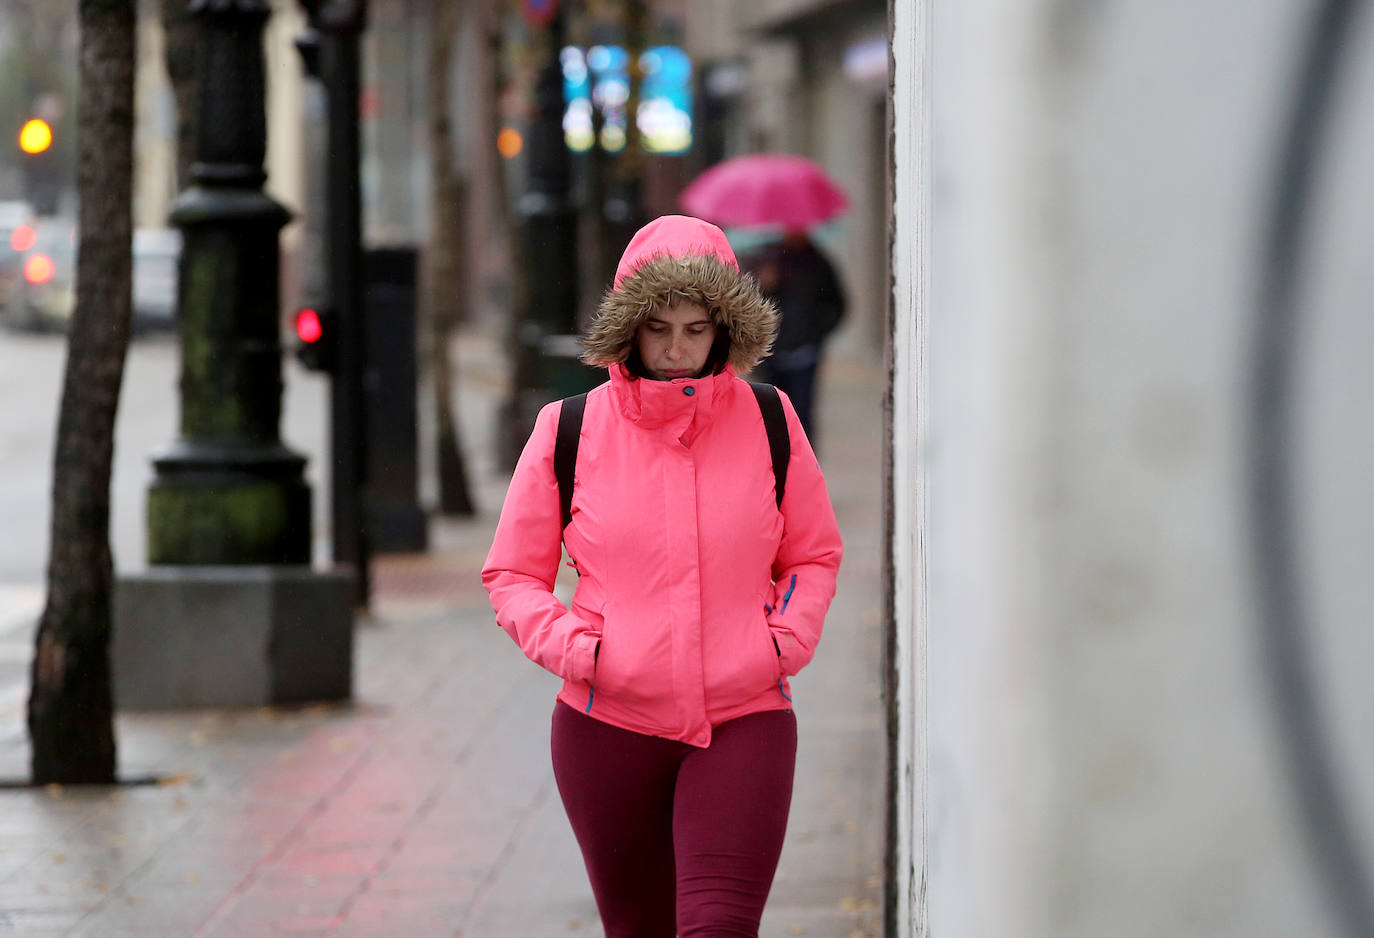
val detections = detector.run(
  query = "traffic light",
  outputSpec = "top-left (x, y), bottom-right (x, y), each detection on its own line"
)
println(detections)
top-left (19, 119), bottom-right (52, 154)
top-left (19, 119), bottom-right (60, 216)
top-left (294, 306), bottom-right (336, 372)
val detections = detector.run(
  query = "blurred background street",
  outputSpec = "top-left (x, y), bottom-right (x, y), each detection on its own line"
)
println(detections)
top-left (4, 0), bottom-right (1374, 936)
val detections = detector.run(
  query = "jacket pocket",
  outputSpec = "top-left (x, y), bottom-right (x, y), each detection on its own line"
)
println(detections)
top-left (568, 592), bottom-right (606, 686)
top-left (704, 611), bottom-right (782, 710)
top-left (591, 600), bottom-right (674, 711)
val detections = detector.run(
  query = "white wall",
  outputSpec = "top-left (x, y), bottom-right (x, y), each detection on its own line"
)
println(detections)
top-left (892, 1), bottom-right (1374, 936)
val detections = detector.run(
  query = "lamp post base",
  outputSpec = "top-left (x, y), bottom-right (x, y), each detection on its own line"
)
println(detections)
top-left (113, 565), bottom-right (354, 709)
top-left (147, 442), bottom-right (312, 565)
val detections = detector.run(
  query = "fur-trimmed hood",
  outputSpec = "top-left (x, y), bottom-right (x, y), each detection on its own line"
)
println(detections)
top-left (580, 215), bottom-right (778, 373)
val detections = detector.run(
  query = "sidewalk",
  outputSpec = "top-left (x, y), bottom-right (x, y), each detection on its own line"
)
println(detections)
top-left (0, 336), bottom-right (886, 938)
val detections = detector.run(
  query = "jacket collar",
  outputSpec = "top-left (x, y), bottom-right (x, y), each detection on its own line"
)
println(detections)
top-left (607, 362), bottom-right (735, 438)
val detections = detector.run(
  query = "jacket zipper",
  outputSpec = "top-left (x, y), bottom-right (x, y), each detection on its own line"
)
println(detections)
top-left (585, 638), bottom-right (600, 713)
top-left (780, 574), bottom-right (797, 614)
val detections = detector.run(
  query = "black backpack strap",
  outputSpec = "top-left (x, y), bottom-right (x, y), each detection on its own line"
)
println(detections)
top-left (554, 393), bottom-right (588, 530)
top-left (747, 381), bottom-right (790, 509)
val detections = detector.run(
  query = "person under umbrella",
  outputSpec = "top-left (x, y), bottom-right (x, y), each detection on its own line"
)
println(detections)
top-left (679, 153), bottom-right (850, 441)
top-left (743, 230), bottom-right (846, 442)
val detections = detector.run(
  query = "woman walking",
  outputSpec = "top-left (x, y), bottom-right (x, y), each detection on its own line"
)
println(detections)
top-left (482, 215), bottom-right (843, 937)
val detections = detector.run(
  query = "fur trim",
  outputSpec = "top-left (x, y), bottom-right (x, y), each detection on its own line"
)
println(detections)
top-left (581, 253), bottom-right (779, 372)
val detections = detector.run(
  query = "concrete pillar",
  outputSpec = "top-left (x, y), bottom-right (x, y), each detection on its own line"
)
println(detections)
top-left (890, 1), bottom-right (1374, 936)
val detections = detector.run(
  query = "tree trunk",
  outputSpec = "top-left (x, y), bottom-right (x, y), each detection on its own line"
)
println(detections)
top-left (427, 0), bottom-right (476, 516)
top-left (159, 0), bottom-right (199, 194)
top-left (493, 2), bottom-right (534, 471)
top-left (27, 0), bottom-right (136, 786)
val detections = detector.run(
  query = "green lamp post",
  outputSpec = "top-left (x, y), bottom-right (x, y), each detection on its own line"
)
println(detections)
top-left (147, 0), bottom-right (310, 565)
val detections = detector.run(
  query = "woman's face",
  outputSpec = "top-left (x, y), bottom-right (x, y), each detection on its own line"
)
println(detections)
top-left (634, 301), bottom-right (718, 380)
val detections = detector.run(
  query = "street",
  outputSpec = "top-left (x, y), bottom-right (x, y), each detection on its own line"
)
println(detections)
top-left (0, 328), bottom-right (332, 588)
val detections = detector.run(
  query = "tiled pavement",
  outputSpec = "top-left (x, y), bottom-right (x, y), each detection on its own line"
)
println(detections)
top-left (0, 342), bottom-right (886, 937)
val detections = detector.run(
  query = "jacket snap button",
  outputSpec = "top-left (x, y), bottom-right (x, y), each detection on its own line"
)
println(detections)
top-left (683, 386), bottom-right (695, 396)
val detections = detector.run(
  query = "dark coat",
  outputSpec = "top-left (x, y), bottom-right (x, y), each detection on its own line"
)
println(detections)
top-left (744, 239), bottom-right (846, 353)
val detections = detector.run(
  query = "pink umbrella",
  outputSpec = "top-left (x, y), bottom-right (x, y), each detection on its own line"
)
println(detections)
top-left (678, 153), bottom-right (848, 230)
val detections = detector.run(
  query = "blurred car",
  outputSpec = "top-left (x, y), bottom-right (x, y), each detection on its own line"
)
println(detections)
top-left (131, 227), bottom-right (181, 332)
top-left (1, 217), bottom-right (75, 331)
top-left (0, 219), bottom-right (181, 333)
top-left (0, 200), bottom-right (36, 312)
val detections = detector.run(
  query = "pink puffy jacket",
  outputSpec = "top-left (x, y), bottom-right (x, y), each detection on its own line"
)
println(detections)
top-left (482, 217), bottom-right (843, 747)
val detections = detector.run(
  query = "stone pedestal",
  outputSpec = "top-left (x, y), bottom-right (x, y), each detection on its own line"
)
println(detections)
top-left (113, 566), bottom-right (353, 709)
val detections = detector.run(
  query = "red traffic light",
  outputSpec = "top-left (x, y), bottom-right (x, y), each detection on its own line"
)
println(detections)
top-left (295, 306), bottom-right (324, 344)
top-left (293, 306), bottom-right (335, 373)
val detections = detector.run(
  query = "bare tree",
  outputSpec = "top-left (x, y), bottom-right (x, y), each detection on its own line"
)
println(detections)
top-left (426, 0), bottom-right (476, 516)
top-left (492, 0), bottom-right (535, 471)
top-left (27, 0), bottom-right (136, 785)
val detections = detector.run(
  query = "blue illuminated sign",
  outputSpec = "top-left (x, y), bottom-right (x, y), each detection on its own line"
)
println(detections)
top-left (562, 45), bottom-right (692, 155)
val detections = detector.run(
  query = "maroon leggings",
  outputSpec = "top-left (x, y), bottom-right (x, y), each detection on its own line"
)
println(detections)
top-left (550, 702), bottom-right (798, 937)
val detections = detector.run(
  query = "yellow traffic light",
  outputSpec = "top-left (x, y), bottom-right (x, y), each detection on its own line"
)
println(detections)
top-left (19, 119), bottom-right (53, 155)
